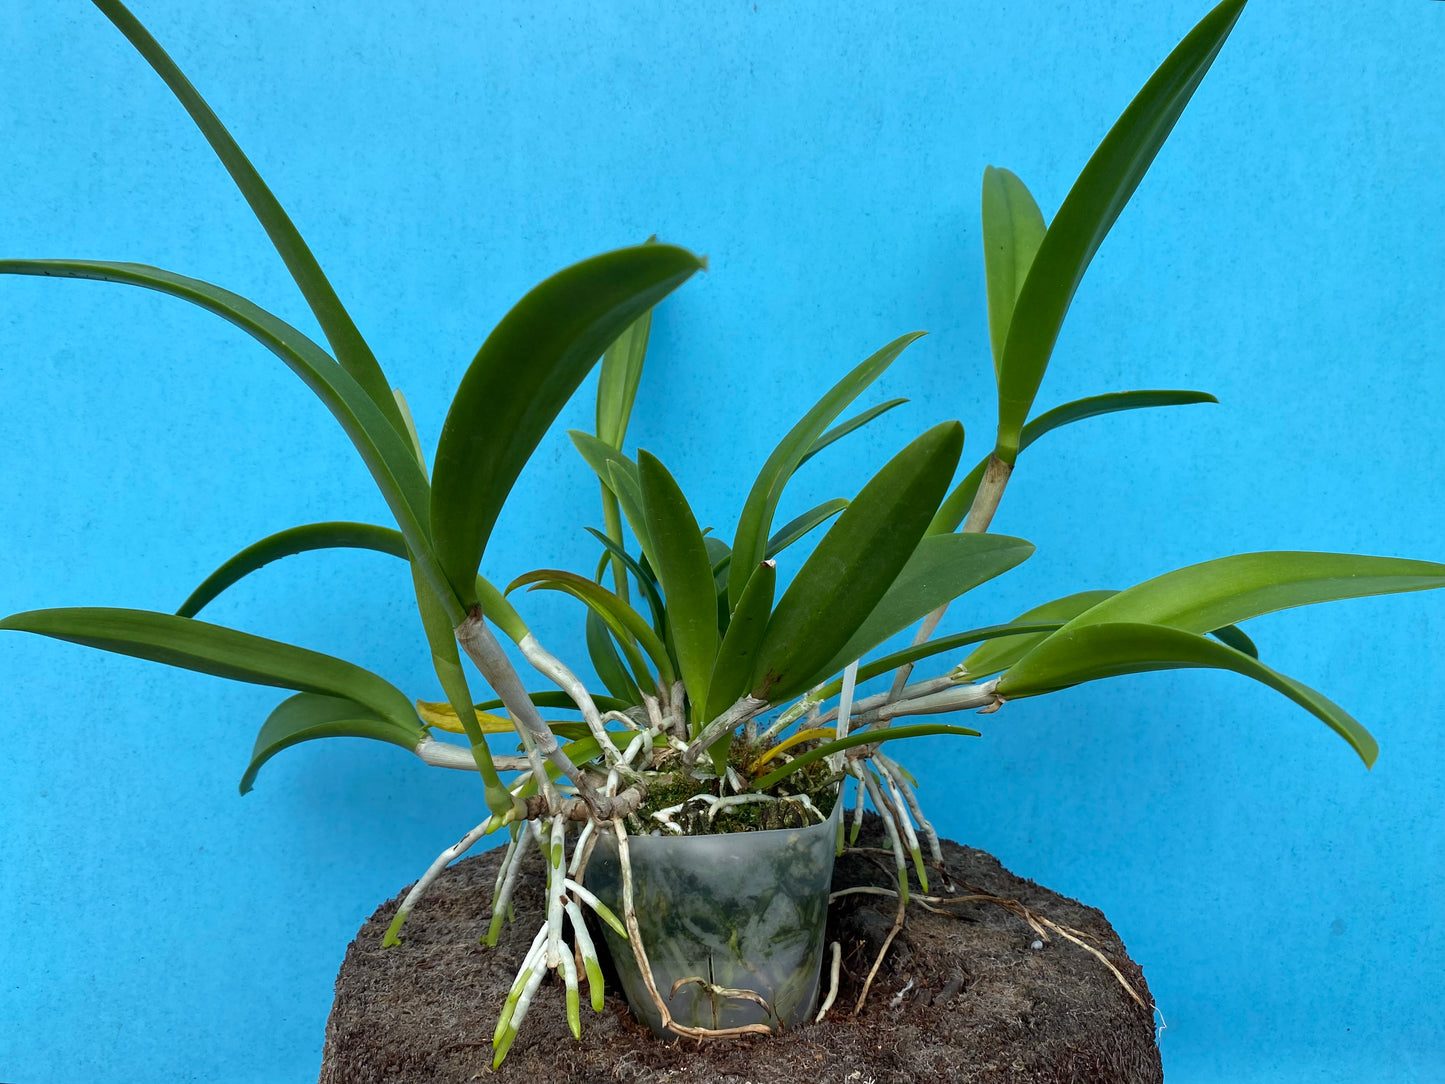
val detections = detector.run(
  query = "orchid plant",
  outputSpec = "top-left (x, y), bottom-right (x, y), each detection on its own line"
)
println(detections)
top-left (5, 0), bottom-right (1443, 1066)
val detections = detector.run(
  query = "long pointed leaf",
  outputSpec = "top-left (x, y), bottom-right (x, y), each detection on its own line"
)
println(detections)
top-left (596, 307), bottom-right (653, 449)
top-left (798, 399), bottom-right (910, 468)
top-left (0, 607), bottom-right (420, 729)
top-left (750, 421), bottom-right (964, 703)
top-left (177, 521), bottom-right (408, 617)
top-left (0, 259), bottom-right (457, 619)
top-left (583, 528), bottom-right (665, 635)
top-left (431, 244), bottom-right (703, 607)
top-left (710, 499), bottom-right (850, 581)
top-left (993, 0), bottom-right (1248, 461)
top-left (996, 622), bottom-right (1377, 766)
top-left (931, 389), bottom-right (1219, 534)
top-left (752, 723), bottom-right (980, 790)
top-left (961, 590), bottom-right (1121, 679)
top-left (814, 532), bottom-right (1035, 682)
top-left (729, 332), bottom-right (925, 610)
top-left (586, 610), bottom-right (644, 705)
top-left (241, 693), bottom-right (424, 794)
top-left (705, 561), bottom-right (776, 722)
top-left (92, 0), bottom-right (406, 436)
top-left (1058, 552), bottom-right (1445, 638)
top-left (506, 570), bottom-right (675, 688)
top-left (982, 166), bottom-right (1047, 380)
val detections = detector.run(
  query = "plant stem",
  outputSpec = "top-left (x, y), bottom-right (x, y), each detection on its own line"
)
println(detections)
top-left (886, 452), bottom-right (1016, 701)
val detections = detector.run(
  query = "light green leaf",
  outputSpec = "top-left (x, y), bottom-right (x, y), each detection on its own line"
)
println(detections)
top-left (93, 0), bottom-right (406, 436)
top-left (638, 451), bottom-right (718, 715)
top-left (729, 332), bottom-right (925, 611)
top-left (596, 306), bottom-right (653, 449)
top-left (814, 532), bottom-right (1036, 682)
top-left (506, 570), bottom-right (675, 689)
top-left (798, 399), bottom-right (910, 467)
top-left (0, 607), bottom-right (420, 729)
top-left (752, 723), bottom-right (980, 790)
top-left (241, 693), bottom-right (425, 794)
top-left (961, 590), bottom-right (1120, 679)
top-left (1058, 552), bottom-right (1445, 637)
top-left (431, 244), bottom-right (704, 607)
top-left (177, 521), bottom-right (408, 618)
top-left (996, 622), bottom-right (1378, 766)
top-left (993, 0), bottom-right (1248, 462)
top-left (0, 259), bottom-right (455, 619)
top-left (981, 166), bottom-right (1047, 381)
top-left (750, 421), bottom-right (964, 703)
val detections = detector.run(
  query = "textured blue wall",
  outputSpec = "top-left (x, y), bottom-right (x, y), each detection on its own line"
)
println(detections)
top-left (1, 2), bottom-right (1441, 1081)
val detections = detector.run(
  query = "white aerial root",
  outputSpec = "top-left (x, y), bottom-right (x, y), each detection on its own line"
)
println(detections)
top-left (381, 809), bottom-right (503, 947)
top-left (814, 940), bottom-right (843, 1023)
top-left (875, 752), bottom-right (942, 865)
top-left (518, 633), bottom-right (621, 767)
top-left (873, 758), bottom-right (928, 891)
top-left (413, 737), bottom-right (530, 773)
top-left (485, 820), bottom-right (537, 946)
top-left (856, 766), bottom-right (910, 902)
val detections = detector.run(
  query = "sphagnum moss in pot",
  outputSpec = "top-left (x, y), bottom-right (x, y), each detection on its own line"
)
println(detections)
top-left (4, 0), bottom-right (1444, 1072)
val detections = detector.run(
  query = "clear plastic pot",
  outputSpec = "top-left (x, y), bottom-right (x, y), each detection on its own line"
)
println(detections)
top-left (586, 796), bottom-right (841, 1037)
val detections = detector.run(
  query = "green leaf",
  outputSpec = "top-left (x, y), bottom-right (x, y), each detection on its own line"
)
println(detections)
top-left (798, 399), bottom-right (910, 467)
top-left (596, 306), bottom-right (653, 449)
top-left (961, 590), bottom-right (1120, 679)
top-left (981, 166), bottom-right (1047, 382)
top-left (506, 570), bottom-right (675, 689)
top-left (728, 332), bottom-right (925, 611)
top-left (1056, 552), bottom-right (1445, 638)
top-left (0, 607), bottom-right (420, 729)
top-left (705, 561), bottom-right (777, 722)
top-left (993, 0), bottom-right (1248, 462)
top-left (92, 0), bottom-right (407, 437)
top-left (750, 421), bottom-right (964, 703)
top-left (931, 390), bottom-right (1218, 534)
top-left (605, 461), bottom-right (655, 566)
top-left (177, 521), bottom-right (408, 618)
top-left (431, 244), bottom-right (704, 607)
top-left (0, 259), bottom-right (456, 619)
top-left (995, 622), bottom-right (1378, 767)
top-left (638, 450), bottom-right (719, 716)
top-left (240, 692), bottom-right (425, 794)
top-left (586, 609), bottom-right (643, 705)
top-left (584, 528), bottom-right (666, 635)
top-left (814, 532), bottom-right (1036, 682)
top-left (1209, 623), bottom-right (1258, 658)
top-left (752, 723), bottom-right (980, 791)
top-left (812, 620), bottom-right (1067, 701)
top-left (710, 499), bottom-right (849, 582)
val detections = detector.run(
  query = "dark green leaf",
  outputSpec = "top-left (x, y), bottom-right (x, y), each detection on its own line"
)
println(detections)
top-left (750, 421), bottom-right (964, 703)
top-left (586, 610), bottom-right (643, 705)
top-left (711, 499), bottom-right (849, 581)
top-left (1210, 623), bottom-right (1258, 658)
top-left (177, 521), bottom-right (408, 618)
top-left (0, 259), bottom-right (455, 619)
top-left (798, 399), bottom-right (910, 467)
top-left (729, 332), bottom-right (925, 610)
top-left (475, 691), bottom-right (630, 715)
top-left (584, 528), bottom-right (665, 635)
top-left (996, 622), bottom-right (1377, 766)
top-left (993, 0), bottom-right (1248, 462)
top-left (0, 607), bottom-right (419, 728)
top-left (931, 390), bottom-right (1218, 534)
top-left (638, 451), bottom-right (719, 714)
top-left (981, 166), bottom-right (1047, 382)
top-left (814, 532), bottom-right (1036, 682)
top-left (431, 244), bottom-right (704, 606)
top-left (705, 561), bottom-right (777, 722)
top-left (506, 569), bottom-right (675, 688)
top-left (92, 0), bottom-right (406, 435)
top-left (241, 692), bottom-right (425, 794)
top-left (752, 723), bottom-right (980, 790)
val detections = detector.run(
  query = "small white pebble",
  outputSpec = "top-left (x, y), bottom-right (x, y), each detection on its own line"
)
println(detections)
top-left (1030, 939), bottom-right (1044, 950)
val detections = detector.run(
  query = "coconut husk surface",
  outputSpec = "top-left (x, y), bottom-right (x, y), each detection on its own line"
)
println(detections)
top-left (320, 816), bottom-right (1161, 1084)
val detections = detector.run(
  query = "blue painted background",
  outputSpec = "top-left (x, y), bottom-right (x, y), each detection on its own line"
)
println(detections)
top-left (2, 2), bottom-right (1441, 1081)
